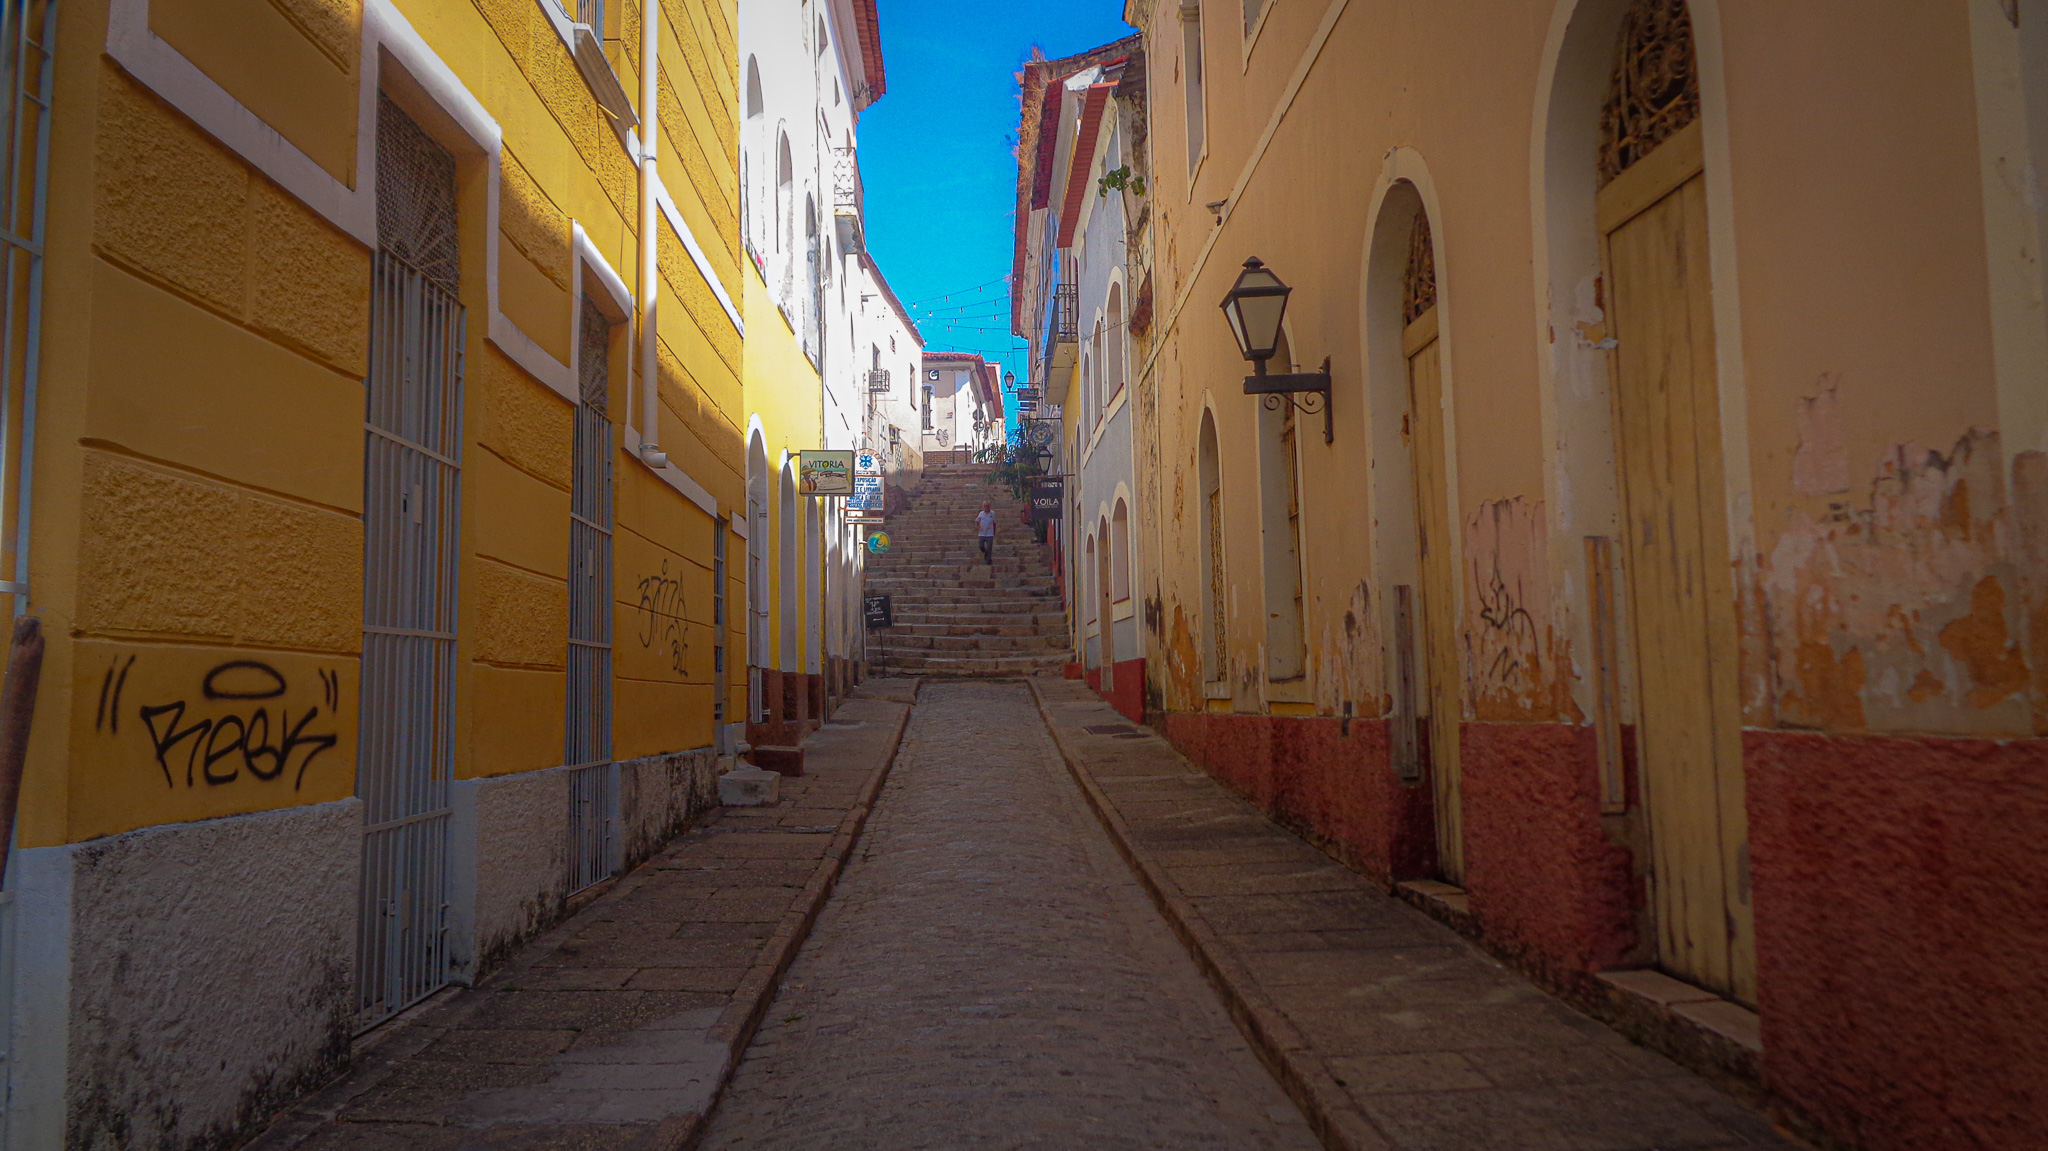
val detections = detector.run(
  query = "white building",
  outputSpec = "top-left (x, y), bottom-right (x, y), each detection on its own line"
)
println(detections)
top-left (1013, 39), bottom-right (1149, 715)
top-left (855, 255), bottom-right (924, 484)
top-left (739, 0), bottom-right (917, 695)
top-left (920, 352), bottom-right (1004, 457)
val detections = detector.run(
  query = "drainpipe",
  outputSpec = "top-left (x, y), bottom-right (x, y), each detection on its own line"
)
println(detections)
top-left (637, 0), bottom-right (668, 468)
top-left (0, 615), bottom-right (45, 889)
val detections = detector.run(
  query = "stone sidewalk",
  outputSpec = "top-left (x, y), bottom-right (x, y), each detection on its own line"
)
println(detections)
top-left (246, 680), bottom-right (917, 1151)
top-left (1029, 679), bottom-right (1796, 1151)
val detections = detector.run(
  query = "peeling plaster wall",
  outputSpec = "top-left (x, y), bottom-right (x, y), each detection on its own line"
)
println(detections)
top-left (1759, 427), bottom-right (2042, 736)
top-left (1462, 498), bottom-right (1578, 724)
top-left (63, 802), bottom-right (359, 1151)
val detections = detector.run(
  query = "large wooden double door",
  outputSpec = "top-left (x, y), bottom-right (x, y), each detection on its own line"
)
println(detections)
top-left (1600, 119), bottom-right (1755, 1003)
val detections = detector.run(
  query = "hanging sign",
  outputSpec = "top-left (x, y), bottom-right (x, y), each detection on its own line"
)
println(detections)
top-left (863, 594), bottom-right (894, 629)
top-left (865, 531), bottom-right (891, 554)
top-left (849, 473), bottom-right (885, 514)
top-left (1029, 476), bottom-right (1065, 522)
top-left (854, 449), bottom-right (884, 475)
top-left (798, 450), bottom-right (854, 496)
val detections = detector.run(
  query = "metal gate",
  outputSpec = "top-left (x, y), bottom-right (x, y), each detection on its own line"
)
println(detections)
top-left (0, 3), bottom-right (52, 1133)
top-left (356, 97), bottom-right (463, 1029)
top-left (566, 296), bottom-right (616, 893)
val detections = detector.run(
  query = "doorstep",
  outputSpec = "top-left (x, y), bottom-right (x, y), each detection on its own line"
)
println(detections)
top-left (1593, 968), bottom-right (1766, 1099)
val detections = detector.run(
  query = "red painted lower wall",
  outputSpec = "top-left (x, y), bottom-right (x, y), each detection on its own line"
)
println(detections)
top-left (1161, 713), bottom-right (1436, 886)
top-left (1160, 709), bottom-right (2048, 1151)
top-left (1083, 658), bottom-right (1146, 723)
top-left (1460, 722), bottom-right (1641, 991)
top-left (1747, 729), bottom-right (2048, 1151)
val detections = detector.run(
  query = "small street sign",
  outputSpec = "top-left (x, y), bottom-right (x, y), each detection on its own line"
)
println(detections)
top-left (865, 531), bottom-right (891, 554)
top-left (863, 593), bottom-right (894, 629)
top-left (854, 449), bottom-right (883, 475)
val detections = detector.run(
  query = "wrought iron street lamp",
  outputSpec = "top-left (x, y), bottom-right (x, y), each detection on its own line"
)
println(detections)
top-left (1220, 257), bottom-right (1333, 444)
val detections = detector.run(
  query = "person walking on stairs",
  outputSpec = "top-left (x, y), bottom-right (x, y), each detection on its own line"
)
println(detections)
top-left (977, 500), bottom-right (997, 566)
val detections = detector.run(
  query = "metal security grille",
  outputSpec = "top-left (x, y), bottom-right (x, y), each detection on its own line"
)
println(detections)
top-left (713, 518), bottom-right (728, 743)
top-left (0, 4), bottom-right (52, 1129)
top-left (357, 99), bottom-right (463, 1031)
top-left (566, 295), bottom-right (616, 893)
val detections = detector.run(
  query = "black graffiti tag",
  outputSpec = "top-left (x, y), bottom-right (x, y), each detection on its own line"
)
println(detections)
top-left (128, 659), bottom-right (341, 791)
top-left (636, 562), bottom-right (688, 675)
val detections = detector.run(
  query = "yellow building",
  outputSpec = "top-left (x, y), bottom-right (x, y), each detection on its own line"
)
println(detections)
top-left (1124, 1), bottom-right (2048, 1148)
top-left (734, 0), bottom-right (887, 751)
top-left (0, 0), bottom-right (745, 1145)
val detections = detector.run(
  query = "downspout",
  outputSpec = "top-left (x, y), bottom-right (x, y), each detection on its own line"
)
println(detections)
top-left (637, 0), bottom-right (668, 468)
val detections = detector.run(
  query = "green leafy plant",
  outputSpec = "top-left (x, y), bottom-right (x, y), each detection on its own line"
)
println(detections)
top-left (976, 430), bottom-right (1047, 501)
top-left (1097, 165), bottom-right (1146, 199)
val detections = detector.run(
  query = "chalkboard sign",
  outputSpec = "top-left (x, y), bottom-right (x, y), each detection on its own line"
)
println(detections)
top-left (863, 594), bottom-right (894, 629)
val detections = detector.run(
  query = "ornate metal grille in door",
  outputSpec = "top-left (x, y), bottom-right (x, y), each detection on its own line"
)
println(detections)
top-left (357, 96), bottom-right (464, 1029)
top-left (566, 296), bottom-right (617, 893)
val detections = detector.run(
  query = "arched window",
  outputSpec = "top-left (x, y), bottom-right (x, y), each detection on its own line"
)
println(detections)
top-left (1090, 318), bottom-right (1106, 422)
top-left (745, 56), bottom-right (764, 120)
top-left (1106, 284), bottom-right (1126, 405)
top-left (1084, 534), bottom-right (1099, 626)
top-left (1198, 411), bottom-right (1225, 684)
top-left (1111, 499), bottom-right (1131, 602)
top-left (1079, 352), bottom-right (1092, 431)
top-left (775, 132), bottom-right (793, 253)
top-left (1597, 0), bottom-right (1699, 186)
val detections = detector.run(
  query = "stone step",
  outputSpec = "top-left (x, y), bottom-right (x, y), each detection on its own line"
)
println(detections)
top-left (870, 652), bottom-right (1068, 677)
top-left (874, 633), bottom-right (1061, 653)
top-left (889, 604), bottom-right (1064, 619)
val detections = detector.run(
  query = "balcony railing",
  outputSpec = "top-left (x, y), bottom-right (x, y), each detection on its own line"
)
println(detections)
top-left (1043, 282), bottom-right (1079, 379)
top-left (833, 146), bottom-right (864, 254)
top-left (867, 369), bottom-right (891, 393)
top-left (1048, 282), bottom-right (1077, 345)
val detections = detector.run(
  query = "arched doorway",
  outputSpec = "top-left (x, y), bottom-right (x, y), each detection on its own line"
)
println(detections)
top-left (1401, 214), bottom-right (1464, 883)
top-left (1197, 410), bottom-right (1228, 695)
top-left (746, 431), bottom-right (769, 722)
top-left (1097, 513), bottom-right (1116, 693)
top-left (1363, 166), bottom-right (1463, 884)
top-left (779, 457), bottom-right (800, 672)
top-left (1590, 0), bottom-right (1754, 1001)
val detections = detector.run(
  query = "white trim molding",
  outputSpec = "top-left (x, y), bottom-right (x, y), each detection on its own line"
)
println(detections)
top-left (655, 176), bottom-right (746, 335)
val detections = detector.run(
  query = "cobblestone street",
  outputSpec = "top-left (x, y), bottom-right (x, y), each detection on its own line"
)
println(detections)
top-left (698, 681), bottom-right (1320, 1150)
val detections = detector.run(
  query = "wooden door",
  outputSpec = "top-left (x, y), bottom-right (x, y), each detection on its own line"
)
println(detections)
top-left (1098, 526), bottom-right (1116, 691)
top-left (1600, 121), bottom-right (1755, 1003)
top-left (1404, 305), bottom-right (1464, 883)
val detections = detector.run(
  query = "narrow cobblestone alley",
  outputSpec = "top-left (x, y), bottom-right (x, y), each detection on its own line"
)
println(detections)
top-left (697, 681), bottom-right (1320, 1150)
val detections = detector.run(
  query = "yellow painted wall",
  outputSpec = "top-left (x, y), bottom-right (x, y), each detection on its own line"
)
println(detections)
top-left (20, 0), bottom-right (743, 848)
top-left (740, 260), bottom-right (824, 674)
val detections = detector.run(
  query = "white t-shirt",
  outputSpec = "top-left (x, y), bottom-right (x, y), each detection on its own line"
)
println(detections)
top-left (976, 511), bottom-right (997, 537)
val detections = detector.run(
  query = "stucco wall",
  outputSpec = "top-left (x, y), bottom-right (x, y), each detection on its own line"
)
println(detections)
top-left (63, 801), bottom-right (359, 1151)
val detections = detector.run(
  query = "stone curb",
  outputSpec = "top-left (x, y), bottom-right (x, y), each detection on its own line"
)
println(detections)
top-left (1026, 679), bottom-right (1391, 1151)
top-left (685, 681), bottom-right (919, 1146)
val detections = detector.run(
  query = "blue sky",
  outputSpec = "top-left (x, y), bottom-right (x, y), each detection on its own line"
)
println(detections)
top-left (857, 0), bottom-right (1135, 393)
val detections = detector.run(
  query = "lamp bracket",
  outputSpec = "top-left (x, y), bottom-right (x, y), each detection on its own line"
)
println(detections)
top-left (1243, 357), bottom-right (1334, 444)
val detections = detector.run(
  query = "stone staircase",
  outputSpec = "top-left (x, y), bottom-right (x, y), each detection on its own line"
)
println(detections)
top-left (866, 462), bottom-right (1071, 678)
